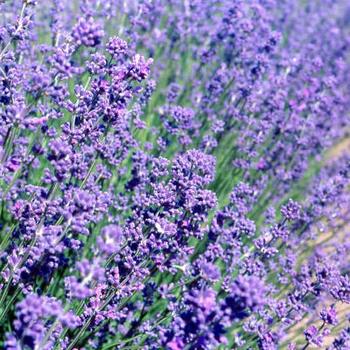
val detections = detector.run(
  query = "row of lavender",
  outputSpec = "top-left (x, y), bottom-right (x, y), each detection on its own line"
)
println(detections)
top-left (0, 0), bottom-right (349, 349)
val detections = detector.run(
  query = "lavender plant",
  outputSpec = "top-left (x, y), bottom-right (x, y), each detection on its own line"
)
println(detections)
top-left (0, 1), bottom-right (349, 349)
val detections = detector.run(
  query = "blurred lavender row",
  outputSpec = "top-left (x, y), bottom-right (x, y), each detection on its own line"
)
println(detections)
top-left (0, 1), bottom-right (349, 349)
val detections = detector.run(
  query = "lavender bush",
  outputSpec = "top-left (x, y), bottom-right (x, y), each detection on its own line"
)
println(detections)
top-left (0, 1), bottom-right (349, 349)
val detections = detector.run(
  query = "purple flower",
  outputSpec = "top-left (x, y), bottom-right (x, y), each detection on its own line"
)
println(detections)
top-left (65, 259), bottom-right (105, 299)
top-left (281, 199), bottom-right (302, 221)
top-left (72, 17), bottom-right (104, 47)
top-left (97, 224), bottom-right (123, 255)
top-left (304, 325), bottom-right (328, 347)
top-left (172, 149), bottom-right (216, 188)
top-left (87, 52), bottom-right (107, 74)
top-left (199, 261), bottom-right (220, 281)
top-left (166, 337), bottom-right (184, 350)
top-left (0, 1), bottom-right (350, 349)
top-left (225, 275), bottom-right (267, 320)
top-left (320, 305), bottom-right (338, 326)
top-left (106, 36), bottom-right (128, 57)
top-left (5, 294), bottom-right (78, 349)
top-left (128, 54), bottom-right (153, 81)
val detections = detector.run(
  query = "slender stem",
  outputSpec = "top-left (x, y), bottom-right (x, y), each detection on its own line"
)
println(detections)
top-left (0, 3), bottom-right (27, 61)
top-left (0, 286), bottom-right (20, 323)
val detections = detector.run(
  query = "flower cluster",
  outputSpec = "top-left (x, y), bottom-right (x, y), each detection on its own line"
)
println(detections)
top-left (0, 1), bottom-right (349, 350)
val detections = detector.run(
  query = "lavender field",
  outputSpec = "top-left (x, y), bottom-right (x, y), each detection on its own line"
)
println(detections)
top-left (0, 1), bottom-right (349, 349)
